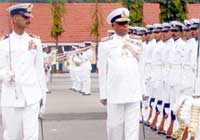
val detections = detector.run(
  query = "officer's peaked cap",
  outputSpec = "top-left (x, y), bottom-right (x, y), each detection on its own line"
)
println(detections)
top-left (7, 3), bottom-right (33, 17)
top-left (106, 8), bottom-right (130, 24)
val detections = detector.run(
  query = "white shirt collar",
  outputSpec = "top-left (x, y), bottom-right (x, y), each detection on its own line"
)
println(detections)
top-left (10, 31), bottom-right (27, 39)
top-left (113, 33), bottom-right (129, 39)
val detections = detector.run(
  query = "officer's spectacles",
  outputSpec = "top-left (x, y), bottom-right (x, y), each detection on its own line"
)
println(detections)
top-left (190, 28), bottom-right (198, 31)
top-left (21, 15), bottom-right (31, 20)
top-left (116, 21), bottom-right (129, 26)
top-left (171, 30), bottom-right (179, 32)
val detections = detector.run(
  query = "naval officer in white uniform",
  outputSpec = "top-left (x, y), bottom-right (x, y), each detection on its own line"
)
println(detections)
top-left (0, 3), bottom-right (47, 140)
top-left (98, 8), bottom-right (143, 140)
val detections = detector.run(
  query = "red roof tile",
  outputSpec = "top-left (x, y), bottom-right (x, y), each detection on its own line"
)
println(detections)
top-left (0, 3), bottom-right (199, 43)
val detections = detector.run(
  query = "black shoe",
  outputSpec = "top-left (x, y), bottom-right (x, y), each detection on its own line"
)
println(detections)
top-left (144, 122), bottom-right (150, 127)
top-left (166, 135), bottom-right (172, 139)
top-left (46, 91), bottom-right (51, 94)
top-left (82, 93), bottom-right (91, 96)
top-left (158, 130), bottom-right (166, 135)
top-left (79, 91), bottom-right (84, 94)
top-left (74, 90), bottom-right (81, 92)
top-left (69, 88), bottom-right (74, 91)
top-left (150, 126), bottom-right (157, 131)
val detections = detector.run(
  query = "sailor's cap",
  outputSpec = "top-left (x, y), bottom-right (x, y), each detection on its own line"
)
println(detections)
top-left (190, 18), bottom-right (200, 29)
top-left (152, 23), bottom-right (162, 32)
top-left (106, 8), bottom-right (130, 24)
top-left (162, 22), bottom-right (171, 31)
top-left (146, 24), bottom-right (154, 33)
top-left (184, 20), bottom-right (192, 31)
top-left (170, 21), bottom-right (184, 31)
top-left (190, 18), bottom-right (200, 24)
top-left (128, 26), bottom-right (137, 34)
top-left (135, 27), bottom-right (147, 35)
top-left (7, 3), bottom-right (33, 17)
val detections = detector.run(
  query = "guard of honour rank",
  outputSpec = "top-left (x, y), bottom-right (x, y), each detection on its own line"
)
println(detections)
top-left (126, 20), bottom-right (200, 140)
top-left (1, 2), bottom-right (200, 140)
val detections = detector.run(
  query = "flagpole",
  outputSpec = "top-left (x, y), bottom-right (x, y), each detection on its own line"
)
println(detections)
top-left (196, 22), bottom-right (200, 78)
top-left (193, 20), bottom-right (200, 96)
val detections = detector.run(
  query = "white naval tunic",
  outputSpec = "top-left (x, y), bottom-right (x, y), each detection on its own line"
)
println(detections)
top-left (143, 39), bottom-right (156, 121)
top-left (0, 31), bottom-right (47, 140)
top-left (0, 32), bottom-right (47, 107)
top-left (168, 38), bottom-right (186, 107)
top-left (98, 34), bottom-right (142, 140)
top-left (151, 40), bottom-right (164, 101)
top-left (98, 34), bottom-right (142, 104)
top-left (162, 38), bottom-right (175, 103)
top-left (182, 38), bottom-right (197, 96)
top-left (191, 39), bottom-right (200, 97)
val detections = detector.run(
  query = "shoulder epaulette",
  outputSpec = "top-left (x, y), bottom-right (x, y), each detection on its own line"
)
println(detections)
top-left (0, 34), bottom-right (9, 41)
top-left (101, 36), bottom-right (113, 42)
top-left (29, 33), bottom-right (40, 39)
top-left (129, 35), bottom-right (141, 39)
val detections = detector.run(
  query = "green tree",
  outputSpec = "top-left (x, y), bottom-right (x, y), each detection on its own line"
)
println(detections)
top-left (159, 0), bottom-right (188, 22)
top-left (121, 0), bottom-right (144, 26)
top-left (90, 0), bottom-right (103, 61)
top-left (50, 0), bottom-right (65, 53)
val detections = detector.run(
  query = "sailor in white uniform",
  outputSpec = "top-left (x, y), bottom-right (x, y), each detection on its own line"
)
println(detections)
top-left (98, 8), bottom-right (143, 140)
top-left (0, 3), bottom-right (47, 140)
top-left (143, 24), bottom-right (157, 125)
top-left (79, 42), bottom-right (94, 95)
top-left (166, 21), bottom-right (186, 138)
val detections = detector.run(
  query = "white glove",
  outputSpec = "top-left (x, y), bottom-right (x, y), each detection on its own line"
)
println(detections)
top-left (2, 69), bottom-right (16, 86)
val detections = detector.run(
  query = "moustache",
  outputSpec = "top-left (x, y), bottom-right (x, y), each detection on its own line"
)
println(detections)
top-left (26, 21), bottom-right (31, 25)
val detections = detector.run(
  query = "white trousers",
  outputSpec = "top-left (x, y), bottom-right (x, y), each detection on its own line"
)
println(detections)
top-left (74, 69), bottom-right (82, 91)
top-left (81, 70), bottom-right (91, 94)
top-left (45, 70), bottom-right (51, 83)
top-left (2, 103), bottom-right (40, 140)
top-left (107, 102), bottom-right (140, 140)
top-left (69, 69), bottom-right (76, 89)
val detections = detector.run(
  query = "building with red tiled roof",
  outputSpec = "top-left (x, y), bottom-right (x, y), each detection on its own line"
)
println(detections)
top-left (1, 3), bottom-right (200, 44)
top-left (1, 2), bottom-right (200, 72)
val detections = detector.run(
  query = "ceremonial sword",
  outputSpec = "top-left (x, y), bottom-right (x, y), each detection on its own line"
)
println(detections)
top-left (140, 101), bottom-right (147, 140)
top-left (39, 115), bottom-right (44, 140)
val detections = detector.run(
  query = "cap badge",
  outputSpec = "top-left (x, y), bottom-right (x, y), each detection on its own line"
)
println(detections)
top-left (121, 11), bottom-right (126, 18)
top-left (27, 5), bottom-right (32, 13)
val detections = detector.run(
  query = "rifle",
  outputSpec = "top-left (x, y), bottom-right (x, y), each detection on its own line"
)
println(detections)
top-left (145, 98), bottom-right (155, 126)
top-left (166, 111), bottom-right (176, 138)
top-left (140, 101), bottom-right (147, 140)
top-left (193, 19), bottom-right (200, 98)
top-left (157, 103), bottom-right (170, 135)
top-left (150, 100), bottom-right (162, 131)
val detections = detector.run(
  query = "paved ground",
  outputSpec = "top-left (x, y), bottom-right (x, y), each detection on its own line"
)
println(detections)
top-left (0, 73), bottom-right (168, 140)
